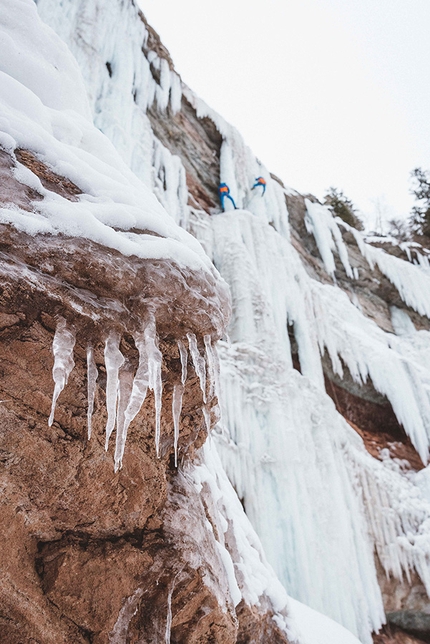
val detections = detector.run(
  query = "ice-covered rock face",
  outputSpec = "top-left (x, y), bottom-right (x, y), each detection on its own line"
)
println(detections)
top-left (5, 0), bottom-right (430, 643)
top-left (0, 0), bottom-right (231, 467)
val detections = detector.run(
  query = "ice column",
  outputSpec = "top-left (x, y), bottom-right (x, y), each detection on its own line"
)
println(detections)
top-left (187, 332), bottom-right (206, 403)
top-left (104, 332), bottom-right (125, 449)
top-left (86, 346), bottom-right (98, 439)
top-left (145, 319), bottom-right (163, 457)
top-left (48, 318), bottom-right (75, 427)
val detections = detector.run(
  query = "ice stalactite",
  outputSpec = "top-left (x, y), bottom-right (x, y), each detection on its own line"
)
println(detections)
top-left (202, 406), bottom-right (211, 435)
top-left (171, 340), bottom-right (189, 467)
top-left (48, 318), bottom-right (76, 427)
top-left (114, 333), bottom-right (149, 471)
top-left (305, 200), bottom-right (354, 279)
top-left (172, 384), bottom-right (183, 467)
top-left (145, 319), bottom-right (163, 457)
top-left (104, 332), bottom-right (125, 450)
top-left (305, 200), bottom-right (430, 319)
top-left (187, 332), bottom-right (206, 403)
top-left (178, 339), bottom-right (188, 385)
top-left (204, 334), bottom-right (221, 402)
top-left (86, 346), bottom-right (98, 439)
top-left (114, 365), bottom-right (135, 471)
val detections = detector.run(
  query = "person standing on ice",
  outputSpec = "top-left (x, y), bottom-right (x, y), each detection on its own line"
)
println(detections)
top-left (251, 176), bottom-right (267, 195)
top-left (218, 182), bottom-right (237, 211)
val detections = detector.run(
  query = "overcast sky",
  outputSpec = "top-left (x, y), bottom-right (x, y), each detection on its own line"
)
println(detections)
top-left (139, 0), bottom-right (430, 230)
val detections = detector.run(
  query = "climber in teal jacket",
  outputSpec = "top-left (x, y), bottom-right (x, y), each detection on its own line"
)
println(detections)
top-left (218, 183), bottom-right (237, 211)
top-left (252, 176), bottom-right (267, 195)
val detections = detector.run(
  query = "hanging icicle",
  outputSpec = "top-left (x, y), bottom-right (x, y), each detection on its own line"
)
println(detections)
top-left (178, 339), bottom-right (188, 385)
top-left (86, 345), bottom-right (98, 439)
top-left (145, 318), bottom-right (163, 457)
top-left (187, 332), bottom-right (206, 403)
top-left (104, 332), bottom-right (125, 450)
top-left (172, 383), bottom-right (183, 467)
top-left (48, 318), bottom-right (76, 427)
top-left (114, 333), bottom-right (149, 472)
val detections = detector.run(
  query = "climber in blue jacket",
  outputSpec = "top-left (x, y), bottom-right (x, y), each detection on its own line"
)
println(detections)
top-left (252, 176), bottom-right (267, 195)
top-left (218, 183), bottom-right (237, 211)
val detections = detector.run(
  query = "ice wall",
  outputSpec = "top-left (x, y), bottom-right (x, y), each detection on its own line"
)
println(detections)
top-left (33, 1), bottom-right (430, 642)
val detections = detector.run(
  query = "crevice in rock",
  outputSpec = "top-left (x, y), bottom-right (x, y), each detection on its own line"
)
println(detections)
top-left (323, 359), bottom-right (424, 470)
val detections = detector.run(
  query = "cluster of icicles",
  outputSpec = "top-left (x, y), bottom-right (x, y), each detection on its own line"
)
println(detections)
top-left (48, 317), bottom-right (220, 471)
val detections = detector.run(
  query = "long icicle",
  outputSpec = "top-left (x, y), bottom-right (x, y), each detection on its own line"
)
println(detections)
top-left (114, 334), bottom-right (149, 472)
top-left (114, 365), bottom-right (134, 472)
top-left (145, 319), bottom-right (163, 457)
top-left (178, 339), bottom-right (188, 385)
top-left (203, 335), bottom-right (216, 400)
top-left (86, 346), bottom-right (98, 439)
top-left (104, 332), bottom-right (125, 450)
top-left (202, 405), bottom-right (211, 435)
top-left (187, 332), bottom-right (206, 403)
top-left (48, 318), bottom-right (75, 427)
top-left (172, 383), bottom-right (183, 467)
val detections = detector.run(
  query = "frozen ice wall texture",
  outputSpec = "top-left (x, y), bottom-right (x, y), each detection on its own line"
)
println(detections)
top-left (29, 0), bottom-right (430, 641)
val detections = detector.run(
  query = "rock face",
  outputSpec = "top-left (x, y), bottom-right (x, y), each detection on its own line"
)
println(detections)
top-left (3, 1), bottom-right (430, 643)
top-left (0, 5), bottom-right (292, 639)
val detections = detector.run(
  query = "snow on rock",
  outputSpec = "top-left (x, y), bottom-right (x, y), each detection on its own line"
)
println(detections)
top-left (304, 199), bottom-right (430, 318)
top-left (0, 0), bottom-right (91, 118)
top-left (350, 225), bottom-right (430, 318)
top-left (36, 0), bottom-right (189, 227)
top-left (0, 0), bottom-right (220, 280)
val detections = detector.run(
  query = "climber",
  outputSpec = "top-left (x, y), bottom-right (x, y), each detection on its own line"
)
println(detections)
top-left (252, 176), bottom-right (267, 195)
top-left (218, 183), bottom-right (237, 211)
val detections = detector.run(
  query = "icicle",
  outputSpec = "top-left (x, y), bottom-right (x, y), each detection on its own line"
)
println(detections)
top-left (172, 383), bottom-right (183, 467)
top-left (204, 334), bottom-right (221, 402)
top-left (177, 339), bottom-right (188, 385)
top-left (114, 334), bottom-right (149, 472)
top-left (204, 335), bottom-right (215, 399)
top-left (104, 332), bottom-right (125, 450)
top-left (48, 318), bottom-right (75, 427)
top-left (165, 574), bottom-right (179, 644)
top-left (86, 346), bottom-right (98, 440)
top-left (145, 319), bottom-right (163, 457)
top-left (114, 365), bottom-right (134, 472)
top-left (187, 332), bottom-right (206, 403)
top-left (202, 406), bottom-right (211, 435)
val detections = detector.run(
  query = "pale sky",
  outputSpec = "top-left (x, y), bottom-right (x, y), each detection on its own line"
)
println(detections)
top-left (139, 0), bottom-right (430, 230)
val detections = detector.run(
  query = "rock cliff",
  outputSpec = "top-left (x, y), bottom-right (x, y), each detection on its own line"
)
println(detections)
top-left (2, 1), bottom-right (430, 643)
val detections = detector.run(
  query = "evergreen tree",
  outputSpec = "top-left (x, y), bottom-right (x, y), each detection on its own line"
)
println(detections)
top-left (323, 187), bottom-right (363, 230)
top-left (410, 167), bottom-right (430, 239)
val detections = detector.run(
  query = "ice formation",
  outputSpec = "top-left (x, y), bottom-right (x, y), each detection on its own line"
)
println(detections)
top-left (172, 384), bottom-right (183, 467)
top-left (86, 345), bottom-right (98, 439)
top-left (305, 200), bottom-right (354, 279)
top-left (114, 333), bottom-right (149, 471)
top-left (104, 332), bottom-right (125, 449)
top-left (48, 318), bottom-right (75, 427)
top-left (305, 199), bottom-right (430, 319)
top-left (145, 319), bottom-right (163, 457)
top-left (11, 0), bottom-right (430, 641)
top-left (187, 332), bottom-right (207, 404)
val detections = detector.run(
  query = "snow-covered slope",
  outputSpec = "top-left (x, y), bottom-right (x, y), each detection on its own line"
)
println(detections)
top-left (7, 0), bottom-right (430, 642)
